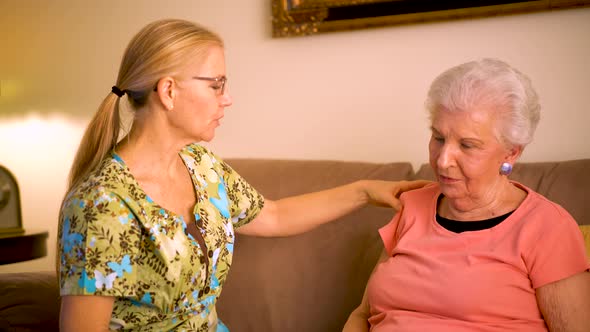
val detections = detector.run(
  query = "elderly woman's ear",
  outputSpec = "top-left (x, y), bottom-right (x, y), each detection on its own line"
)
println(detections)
top-left (504, 145), bottom-right (523, 165)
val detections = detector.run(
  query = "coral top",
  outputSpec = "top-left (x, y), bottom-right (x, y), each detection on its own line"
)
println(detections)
top-left (367, 183), bottom-right (589, 332)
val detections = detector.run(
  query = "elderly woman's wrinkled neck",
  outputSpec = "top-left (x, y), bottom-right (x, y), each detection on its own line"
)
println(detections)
top-left (437, 185), bottom-right (527, 222)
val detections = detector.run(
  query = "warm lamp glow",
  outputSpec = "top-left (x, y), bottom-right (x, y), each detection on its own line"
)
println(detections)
top-left (0, 113), bottom-right (85, 162)
top-left (0, 113), bottom-right (86, 272)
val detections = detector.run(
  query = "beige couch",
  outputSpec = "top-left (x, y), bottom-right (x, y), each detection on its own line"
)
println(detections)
top-left (1, 158), bottom-right (589, 332)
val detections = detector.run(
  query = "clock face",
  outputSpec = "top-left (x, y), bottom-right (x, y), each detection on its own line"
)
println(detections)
top-left (0, 166), bottom-right (22, 231)
top-left (0, 179), bottom-right (9, 210)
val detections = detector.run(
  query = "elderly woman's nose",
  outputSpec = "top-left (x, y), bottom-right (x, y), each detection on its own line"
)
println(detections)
top-left (437, 144), bottom-right (455, 168)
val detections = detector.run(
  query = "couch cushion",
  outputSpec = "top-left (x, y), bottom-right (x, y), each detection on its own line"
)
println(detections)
top-left (414, 159), bottom-right (590, 225)
top-left (0, 271), bottom-right (60, 332)
top-left (217, 159), bottom-right (414, 332)
top-left (579, 225), bottom-right (590, 261)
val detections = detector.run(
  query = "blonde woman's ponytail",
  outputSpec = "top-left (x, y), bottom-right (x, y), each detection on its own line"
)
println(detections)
top-left (66, 93), bottom-right (121, 193)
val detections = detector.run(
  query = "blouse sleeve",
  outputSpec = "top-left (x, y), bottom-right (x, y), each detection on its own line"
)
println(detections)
top-left (524, 202), bottom-right (590, 289)
top-left (214, 155), bottom-right (265, 229)
top-left (58, 187), bottom-right (141, 297)
top-left (379, 205), bottom-right (405, 256)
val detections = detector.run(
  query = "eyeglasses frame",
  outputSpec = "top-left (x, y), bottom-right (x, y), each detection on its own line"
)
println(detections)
top-left (192, 76), bottom-right (227, 96)
top-left (152, 75), bottom-right (227, 96)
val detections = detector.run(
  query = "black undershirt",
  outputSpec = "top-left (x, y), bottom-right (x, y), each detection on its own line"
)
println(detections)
top-left (436, 195), bottom-right (515, 233)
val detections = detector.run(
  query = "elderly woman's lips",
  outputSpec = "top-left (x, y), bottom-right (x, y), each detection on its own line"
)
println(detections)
top-left (438, 175), bottom-right (459, 183)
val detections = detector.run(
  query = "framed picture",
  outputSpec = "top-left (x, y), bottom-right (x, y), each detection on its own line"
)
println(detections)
top-left (272, 0), bottom-right (590, 37)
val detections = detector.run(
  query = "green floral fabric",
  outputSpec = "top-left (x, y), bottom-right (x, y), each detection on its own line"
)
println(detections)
top-left (58, 144), bottom-right (264, 331)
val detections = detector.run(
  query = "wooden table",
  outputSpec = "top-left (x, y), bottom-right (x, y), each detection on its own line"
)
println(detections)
top-left (0, 230), bottom-right (49, 265)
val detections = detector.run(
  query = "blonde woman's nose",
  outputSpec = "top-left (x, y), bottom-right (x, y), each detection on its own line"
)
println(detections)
top-left (220, 90), bottom-right (232, 107)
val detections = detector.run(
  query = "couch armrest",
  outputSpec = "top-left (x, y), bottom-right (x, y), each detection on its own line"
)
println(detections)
top-left (0, 271), bottom-right (60, 332)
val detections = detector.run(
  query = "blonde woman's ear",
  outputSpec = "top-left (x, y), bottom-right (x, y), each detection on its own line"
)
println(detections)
top-left (154, 77), bottom-right (176, 110)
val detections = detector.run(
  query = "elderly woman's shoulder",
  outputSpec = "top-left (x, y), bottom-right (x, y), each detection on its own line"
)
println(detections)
top-left (400, 182), bottom-right (439, 202)
top-left (524, 189), bottom-right (576, 221)
top-left (514, 186), bottom-right (580, 233)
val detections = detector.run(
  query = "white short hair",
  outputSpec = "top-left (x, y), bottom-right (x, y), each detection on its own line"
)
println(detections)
top-left (425, 58), bottom-right (541, 147)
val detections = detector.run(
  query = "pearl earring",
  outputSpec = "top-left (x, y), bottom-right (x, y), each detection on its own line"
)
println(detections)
top-left (499, 162), bottom-right (513, 176)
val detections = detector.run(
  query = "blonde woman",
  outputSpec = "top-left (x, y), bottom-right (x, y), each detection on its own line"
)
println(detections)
top-left (57, 19), bottom-right (428, 331)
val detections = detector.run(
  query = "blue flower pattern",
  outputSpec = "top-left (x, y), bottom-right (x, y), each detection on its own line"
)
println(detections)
top-left (58, 144), bottom-right (264, 331)
top-left (210, 179), bottom-right (230, 218)
top-left (107, 255), bottom-right (133, 277)
top-left (61, 217), bottom-right (83, 254)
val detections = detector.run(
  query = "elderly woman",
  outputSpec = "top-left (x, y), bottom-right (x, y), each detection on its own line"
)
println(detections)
top-left (343, 59), bottom-right (590, 331)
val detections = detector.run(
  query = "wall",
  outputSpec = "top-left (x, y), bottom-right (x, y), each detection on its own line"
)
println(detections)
top-left (1, 0), bottom-right (589, 272)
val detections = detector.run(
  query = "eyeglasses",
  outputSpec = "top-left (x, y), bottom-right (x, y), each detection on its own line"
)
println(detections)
top-left (193, 76), bottom-right (227, 96)
top-left (153, 76), bottom-right (228, 96)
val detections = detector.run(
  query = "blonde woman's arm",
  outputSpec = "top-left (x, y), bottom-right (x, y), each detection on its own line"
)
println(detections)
top-left (237, 180), bottom-right (430, 237)
top-left (60, 295), bottom-right (115, 332)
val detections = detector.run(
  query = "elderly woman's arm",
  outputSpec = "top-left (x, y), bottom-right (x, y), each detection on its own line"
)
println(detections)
top-left (343, 290), bottom-right (371, 332)
top-left (342, 249), bottom-right (390, 332)
top-left (536, 271), bottom-right (590, 332)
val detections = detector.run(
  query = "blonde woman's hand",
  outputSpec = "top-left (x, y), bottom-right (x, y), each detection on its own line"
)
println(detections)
top-left (362, 179), bottom-right (433, 210)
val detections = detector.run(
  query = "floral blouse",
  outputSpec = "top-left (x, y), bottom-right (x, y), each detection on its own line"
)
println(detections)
top-left (58, 144), bottom-right (264, 331)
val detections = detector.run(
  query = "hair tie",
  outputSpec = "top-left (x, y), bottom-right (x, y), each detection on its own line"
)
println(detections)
top-left (111, 86), bottom-right (125, 98)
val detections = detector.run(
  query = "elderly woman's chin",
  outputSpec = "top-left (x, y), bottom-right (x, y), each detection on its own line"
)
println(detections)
top-left (437, 182), bottom-right (465, 200)
top-left (432, 172), bottom-right (468, 199)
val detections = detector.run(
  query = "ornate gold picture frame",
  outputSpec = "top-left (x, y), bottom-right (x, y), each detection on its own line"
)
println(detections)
top-left (272, 0), bottom-right (590, 38)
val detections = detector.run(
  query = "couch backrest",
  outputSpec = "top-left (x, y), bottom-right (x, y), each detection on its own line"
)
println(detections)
top-left (415, 159), bottom-right (590, 225)
top-left (217, 159), bottom-right (415, 332)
